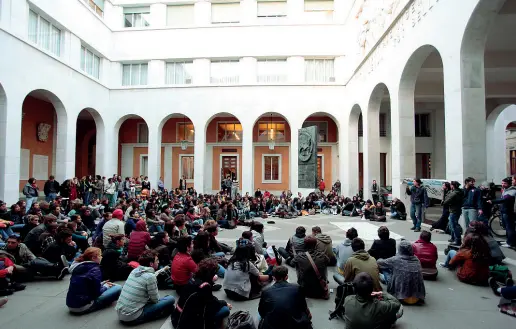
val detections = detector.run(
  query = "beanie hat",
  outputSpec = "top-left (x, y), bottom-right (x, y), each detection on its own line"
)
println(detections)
top-left (113, 209), bottom-right (124, 220)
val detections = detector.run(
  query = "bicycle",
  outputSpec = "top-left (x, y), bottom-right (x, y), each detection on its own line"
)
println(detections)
top-left (488, 205), bottom-right (507, 238)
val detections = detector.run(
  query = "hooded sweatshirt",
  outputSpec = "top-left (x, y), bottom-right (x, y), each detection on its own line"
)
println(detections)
top-left (66, 261), bottom-right (105, 311)
top-left (335, 238), bottom-right (354, 274)
top-left (314, 233), bottom-right (336, 264)
top-left (127, 221), bottom-right (151, 260)
top-left (116, 265), bottom-right (159, 322)
top-left (343, 250), bottom-right (382, 292)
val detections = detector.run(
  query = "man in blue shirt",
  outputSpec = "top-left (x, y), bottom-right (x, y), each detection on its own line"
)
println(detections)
top-left (405, 179), bottom-right (429, 232)
top-left (462, 177), bottom-right (483, 228)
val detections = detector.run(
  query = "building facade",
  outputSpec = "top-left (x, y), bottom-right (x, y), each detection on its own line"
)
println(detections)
top-left (0, 0), bottom-right (514, 205)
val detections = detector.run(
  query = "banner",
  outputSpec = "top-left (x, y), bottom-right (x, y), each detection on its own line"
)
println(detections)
top-left (402, 178), bottom-right (447, 201)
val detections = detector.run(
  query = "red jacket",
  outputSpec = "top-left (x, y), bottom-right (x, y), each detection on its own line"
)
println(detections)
top-left (449, 249), bottom-right (490, 285)
top-left (127, 221), bottom-right (151, 260)
top-left (319, 181), bottom-right (326, 190)
top-left (171, 252), bottom-right (198, 285)
top-left (0, 256), bottom-right (14, 278)
top-left (412, 239), bottom-right (438, 269)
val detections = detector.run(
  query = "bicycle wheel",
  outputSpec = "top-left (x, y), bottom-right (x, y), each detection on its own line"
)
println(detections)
top-left (489, 215), bottom-right (507, 238)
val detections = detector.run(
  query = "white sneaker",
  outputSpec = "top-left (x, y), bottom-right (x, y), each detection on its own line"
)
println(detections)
top-left (500, 242), bottom-right (512, 248)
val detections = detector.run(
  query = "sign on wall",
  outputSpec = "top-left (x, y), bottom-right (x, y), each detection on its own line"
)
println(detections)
top-left (32, 154), bottom-right (49, 180)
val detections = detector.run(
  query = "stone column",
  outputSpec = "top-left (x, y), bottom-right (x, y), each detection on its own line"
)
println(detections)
top-left (164, 146), bottom-right (173, 190)
top-left (340, 112), bottom-right (359, 197)
top-left (432, 107), bottom-right (446, 179)
top-left (241, 124), bottom-right (254, 195)
top-left (55, 111), bottom-right (77, 182)
top-left (363, 109), bottom-right (381, 200)
top-left (194, 121), bottom-right (206, 192)
top-left (442, 51), bottom-right (487, 182)
top-left (0, 93), bottom-right (22, 204)
top-left (147, 126), bottom-right (161, 190)
top-left (290, 123), bottom-right (299, 193)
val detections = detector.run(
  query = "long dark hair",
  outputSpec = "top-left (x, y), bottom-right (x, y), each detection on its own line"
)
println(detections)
top-left (228, 245), bottom-right (253, 272)
top-left (193, 231), bottom-right (210, 252)
top-left (462, 233), bottom-right (490, 260)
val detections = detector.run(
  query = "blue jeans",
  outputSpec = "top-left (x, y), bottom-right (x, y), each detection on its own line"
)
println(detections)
top-left (125, 295), bottom-right (176, 324)
top-left (217, 264), bottom-right (226, 278)
top-left (0, 227), bottom-right (15, 240)
top-left (149, 224), bottom-right (164, 233)
top-left (443, 249), bottom-right (457, 267)
top-left (379, 271), bottom-right (392, 284)
top-left (501, 213), bottom-right (516, 247)
top-left (45, 193), bottom-right (57, 203)
top-left (215, 306), bottom-right (230, 323)
top-left (26, 196), bottom-right (38, 212)
top-left (10, 224), bottom-right (25, 232)
top-left (83, 191), bottom-right (92, 206)
top-left (70, 285), bottom-right (122, 314)
top-left (448, 212), bottom-right (462, 243)
top-left (410, 203), bottom-right (423, 229)
top-left (462, 208), bottom-right (478, 228)
top-left (212, 252), bottom-right (225, 257)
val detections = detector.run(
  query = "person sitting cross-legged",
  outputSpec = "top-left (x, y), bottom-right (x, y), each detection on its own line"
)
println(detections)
top-left (116, 250), bottom-right (176, 324)
top-left (367, 226), bottom-right (396, 261)
top-left (258, 265), bottom-right (313, 329)
top-left (335, 228), bottom-right (358, 278)
top-left (172, 258), bottom-right (232, 329)
top-left (277, 226), bottom-right (306, 267)
top-left (66, 247), bottom-right (122, 314)
top-left (412, 231), bottom-right (438, 280)
top-left (377, 240), bottom-right (426, 304)
top-left (344, 272), bottom-right (403, 329)
top-left (292, 236), bottom-right (330, 299)
top-left (171, 236), bottom-right (197, 295)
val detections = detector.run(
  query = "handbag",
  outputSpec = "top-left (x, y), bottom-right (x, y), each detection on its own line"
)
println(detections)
top-left (305, 252), bottom-right (329, 300)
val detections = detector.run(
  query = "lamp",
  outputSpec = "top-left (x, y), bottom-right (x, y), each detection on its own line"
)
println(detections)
top-left (180, 115), bottom-right (188, 150)
top-left (268, 113), bottom-right (275, 150)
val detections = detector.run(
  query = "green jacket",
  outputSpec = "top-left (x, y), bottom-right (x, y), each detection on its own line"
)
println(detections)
top-left (442, 189), bottom-right (464, 214)
top-left (344, 292), bottom-right (402, 329)
top-left (343, 250), bottom-right (382, 292)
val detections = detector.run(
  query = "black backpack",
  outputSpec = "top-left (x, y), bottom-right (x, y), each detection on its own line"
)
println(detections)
top-left (329, 282), bottom-right (354, 320)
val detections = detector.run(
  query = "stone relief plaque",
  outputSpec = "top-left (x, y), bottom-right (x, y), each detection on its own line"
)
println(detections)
top-left (298, 125), bottom-right (318, 189)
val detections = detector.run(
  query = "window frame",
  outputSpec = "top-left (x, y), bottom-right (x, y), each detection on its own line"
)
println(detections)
top-left (304, 58), bottom-right (335, 83)
top-left (166, 4), bottom-right (195, 26)
top-left (257, 0), bottom-right (287, 18)
top-left (211, 2), bottom-right (241, 24)
top-left (122, 63), bottom-right (148, 86)
top-left (257, 121), bottom-right (286, 142)
top-left (84, 0), bottom-right (104, 17)
top-left (262, 154), bottom-right (282, 183)
top-left (257, 58), bottom-right (287, 83)
top-left (80, 46), bottom-right (101, 79)
top-left (210, 60), bottom-right (240, 84)
top-left (415, 113), bottom-right (432, 137)
top-left (302, 121), bottom-right (328, 142)
top-left (216, 122), bottom-right (243, 142)
top-left (140, 154), bottom-right (149, 177)
top-left (176, 122), bottom-right (195, 142)
top-left (123, 7), bottom-right (151, 28)
top-left (166, 61), bottom-right (194, 85)
top-left (317, 154), bottom-right (324, 181)
top-left (28, 9), bottom-right (62, 57)
top-left (179, 154), bottom-right (195, 182)
top-left (137, 122), bottom-right (149, 144)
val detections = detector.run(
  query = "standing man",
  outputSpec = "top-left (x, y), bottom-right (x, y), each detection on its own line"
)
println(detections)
top-left (405, 179), bottom-right (429, 233)
top-left (44, 175), bottom-right (60, 203)
top-left (462, 177), bottom-right (482, 228)
top-left (94, 175), bottom-right (104, 201)
top-left (488, 177), bottom-right (516, 249)
top-left (371, 180), bottom-right (379, 205)
top-left (442, 181), bottom-right (464, 246)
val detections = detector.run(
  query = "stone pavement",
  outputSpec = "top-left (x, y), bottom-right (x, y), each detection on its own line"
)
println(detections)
top-left (2, 214), bottom-right (516, 329)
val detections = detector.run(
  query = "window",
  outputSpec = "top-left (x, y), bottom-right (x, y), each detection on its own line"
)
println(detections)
top-left (379, 113), bottom-right (387, 137)
top-left (167, 5), bottom-right (195, 26)
top-left (84, 0), bottom-right (104, 17)
top-left (257, 59), bottom-right (287, 83)
top-left (124, 7), bottom-right (150, 27)
top-left (211, 2), bottom-right (240, 24)
top-left (217, 123), bottom-right (243, 142)
top-left (141, 156), bottom-right (148, 176)
top-left (257, 1), bottom-right (287, 18)
top-left (302, 121), bottom-right (328, 142)
top-left (304, 0), bottom-right (333, 21)
top-left (28, 10), bottom-right (61, 56)
top-left (415, 114), bottom-right (431, 137)
top-left (180, 155), bottom-right (194, 180)
top-left (177, 123), bottom-right (195, 142)
top-left (263, 155), bottom-right (281, 182)
top-left (166, 62), bottom-right (194, 85)
top-left (137, 123), bottom-right (149, 143)
top-left (317, 155), bottom-right (323, 180)
top-left (210, 60), bottom-right (239, 84)
top-left (305, 59), bottom-right (335, 82)
top-left (80, 46), bottom-right (101, 79)
top-left (122, 63), bottom-right (148, 86)
top-left (258, 122), bottom-right (286, 142)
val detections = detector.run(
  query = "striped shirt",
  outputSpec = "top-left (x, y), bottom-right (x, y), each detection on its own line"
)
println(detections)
top-left (115, 266), bottom-right (159, 322)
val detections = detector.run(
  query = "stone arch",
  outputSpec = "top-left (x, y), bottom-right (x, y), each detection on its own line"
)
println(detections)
top-left (346, 104), bottom-right (362, 196)
top-left (115, 114), bottom-right (150, 179)
top-left (487, 104), bottom-right (516, 182)
top-left (76, 108), bottom-right (106, 177)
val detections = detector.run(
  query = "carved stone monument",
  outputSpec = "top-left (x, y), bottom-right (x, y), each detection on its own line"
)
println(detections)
top-left (298, 125), bottom-right (318, 189)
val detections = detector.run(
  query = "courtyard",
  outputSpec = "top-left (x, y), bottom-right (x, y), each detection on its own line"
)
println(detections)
top-left (2, 214), bottom-right (515, 329)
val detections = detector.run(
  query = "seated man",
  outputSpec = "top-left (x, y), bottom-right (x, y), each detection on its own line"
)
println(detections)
top-left (277, 226), bottom-right (306, 266)
top-left (171, 236), bottom-right (197, 294)
top-left (292, 236), bottom-right (329, 299)
top-left (344, 273), bottom-right (403, 329)
top-left (1, 235), bottom-right (69, 281)
top-left (258, 266), bottom-right (313, 329)
top-left (367, 226), bottom-right (396, 261)
top-left (115, 250), bottom-right (176, 324)
top-left (412, 231), bottom-right (438, 280)
top-left (335, 228), bottom-right (358, 277)
top-left (23, 215), bottom-right (57, 254)
top-left (312, 226), bottom-right (337, 266)
top-left (390, 198), bottom-right (407, 220)
top-left (337, 238), bottom-right (382, 292)
top-left (43, 229), bottom-right (78, 265)
top-left (370, 202), bottom-right (387, 222)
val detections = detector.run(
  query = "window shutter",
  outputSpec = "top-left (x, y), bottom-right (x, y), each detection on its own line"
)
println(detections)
top-left (123, 6), bottom-right (150, 14)
top-left (167, 5), bottom-right (195, 26)
top-left (304, 0), bottom-right (334, 11)
top-left (257, 1), bottom-right (287, 17)
top-left (211, 3), bottom-right (240, 23)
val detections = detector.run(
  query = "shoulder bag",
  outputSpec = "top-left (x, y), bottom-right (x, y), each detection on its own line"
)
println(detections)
top-left (305, 252), bottom-right (329, 300)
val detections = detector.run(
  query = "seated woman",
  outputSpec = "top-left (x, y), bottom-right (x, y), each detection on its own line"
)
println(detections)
top-left (223, 242), bottom-right (272, 301)
top-left (368, 226), bottom-right (396, 261)
top-left (440, 233), bottom-right (490, 286)
top-left (292, 236), bottom-right (330, 299)
top-left (101, 234), bottom-right (134, 281)
top-left (66, 221), bottom-right (89, 253)
top-left (467, 221), bottom-right (505, 265)
top-left (377, 240), bottom-right (426, 304)
top-left (172, 258), bottom-right (232, 329)
top-left (127, 220), bottom-right (151, 261)
top-left (362, 200), bottom-right (374, 220)
top-left (412, 231), bottom-right (438, 280)
top-left (191, 231), bottom-right (226, 278)
top-left (251, 222), bottom-right (266, 255)
top-left (66, 247), bottom-right (122, 314)
top-left (370, 202), bottom-right (387, 222)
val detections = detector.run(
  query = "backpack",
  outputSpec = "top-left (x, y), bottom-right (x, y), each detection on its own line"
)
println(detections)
top-left (489, 265), bottom-right (513, 284)
top-left (329, 282), bottom-right (354, 320)
top-left (228, 310), bottom-right (256, 329)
